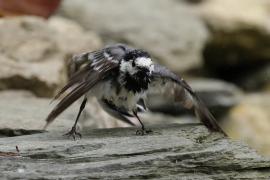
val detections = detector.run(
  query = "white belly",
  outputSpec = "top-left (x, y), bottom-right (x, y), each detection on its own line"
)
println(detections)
top-left (88, 80), bottom-right (146, 111)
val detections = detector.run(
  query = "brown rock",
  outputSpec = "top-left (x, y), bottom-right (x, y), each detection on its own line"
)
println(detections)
top-left (0, 16), bottom-right (101, 97)
top-left (223, 93), bottom-right (270, 156)
top-left (0, 0), bottom-right (61, 18)
top-left (197, 0), bottom-right (270, 85)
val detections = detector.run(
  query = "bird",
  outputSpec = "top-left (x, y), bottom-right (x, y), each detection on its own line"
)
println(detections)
top-left (45, 44), bottom-right (225, 139)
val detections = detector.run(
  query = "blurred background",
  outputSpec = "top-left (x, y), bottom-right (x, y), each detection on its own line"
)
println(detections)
top-left (0, 0), bottom-right (269, 156)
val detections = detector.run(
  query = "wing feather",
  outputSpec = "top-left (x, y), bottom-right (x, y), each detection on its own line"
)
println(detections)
top-left (53, 44), bottom-right (132, 101)
top-left (53, 65), bottom-right (93, 100)
top-left (149, 64), bottom-right (226, 135)
top-left (45, 65), bottom-right (117, 128)
top-left (45, 44), bottom-right (131, 128)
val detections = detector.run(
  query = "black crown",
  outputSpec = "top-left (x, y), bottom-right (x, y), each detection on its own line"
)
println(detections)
top-left (124, 49), bottom-right (150, 61)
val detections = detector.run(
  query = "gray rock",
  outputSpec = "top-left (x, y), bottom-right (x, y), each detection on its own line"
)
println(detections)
top-left (0, 90), bottom-right (131, 131)
top-left (0, 90), bottom-right (193, 132)
top-left (0, 124), bottom-right (270, 179)
top-left (0, 90), bottom-right (86, 131)
top-left (0, 16), bottom-right (101, 97)
top-left (58, 0), bottom-right (209, 73)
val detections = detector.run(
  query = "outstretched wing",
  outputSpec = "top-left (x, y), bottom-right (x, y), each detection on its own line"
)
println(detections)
top-left (45, 44), bottom-right (132, 128)
top-left (148, 64), bottom-right (226, 135)
top-left (54, 44), bottom-right (132, 100)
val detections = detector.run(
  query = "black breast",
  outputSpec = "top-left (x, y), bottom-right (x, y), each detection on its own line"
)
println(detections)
top-left (122, 71), bottom-right (151, 93)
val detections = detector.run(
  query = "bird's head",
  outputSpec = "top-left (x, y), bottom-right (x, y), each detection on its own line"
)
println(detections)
top-left (120, 49), bottom-right (154, 76)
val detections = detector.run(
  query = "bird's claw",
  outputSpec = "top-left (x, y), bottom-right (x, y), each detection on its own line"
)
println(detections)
top-left (63, 126), bottom-right (82, 140)
top-left (136, 129), bottom-right (153, 136)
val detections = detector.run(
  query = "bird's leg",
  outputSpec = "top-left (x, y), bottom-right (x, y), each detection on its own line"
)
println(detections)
top-left (64, 97), bottom-right (87, 140)
top-left (133, 110), bottom-right (152, 136)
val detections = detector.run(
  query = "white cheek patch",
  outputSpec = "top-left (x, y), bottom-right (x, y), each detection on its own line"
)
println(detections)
top-left (120, 60), bottom-right (137, 74)
top-left (135, 57), bottom-right (152, 67)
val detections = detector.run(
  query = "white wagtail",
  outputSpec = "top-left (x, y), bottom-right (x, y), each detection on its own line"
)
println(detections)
top-left (45, 44), bottom-right (225, 139)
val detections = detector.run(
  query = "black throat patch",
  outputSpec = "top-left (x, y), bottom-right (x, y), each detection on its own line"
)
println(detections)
top-left (121, 71), bottom-right (151, 94)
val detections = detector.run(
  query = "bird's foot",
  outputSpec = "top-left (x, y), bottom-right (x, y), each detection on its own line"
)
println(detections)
top-left (63, 126), bottom-right (82, 140)
top-left (136, 129), bottom-right (153, 136)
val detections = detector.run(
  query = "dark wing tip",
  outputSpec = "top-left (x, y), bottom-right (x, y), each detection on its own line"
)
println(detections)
top-left (43, 112), bottom-right (55, 130)
top-left (44, 58), bottom-right (119, 129)
top-left (43, 103), bottom-right (64, 130)
top-left (150, 64), bottom-right (226, 135)
top-left (192, 94), bottom-right (227, 135)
